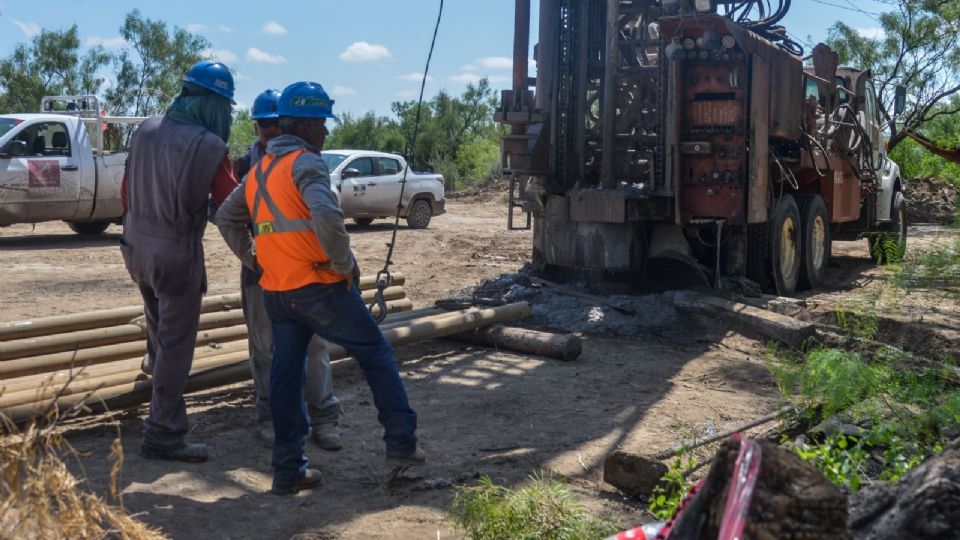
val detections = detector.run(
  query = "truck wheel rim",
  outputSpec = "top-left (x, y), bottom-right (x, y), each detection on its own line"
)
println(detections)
top-left (414, 203), bottom-right (429, 226)
top-left (781, 216), bottom-right (798, 283)
top-left (812, 215), bottom-right (826, 270)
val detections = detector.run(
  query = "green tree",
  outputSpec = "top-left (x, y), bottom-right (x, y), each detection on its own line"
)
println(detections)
top-left (325, 112), bottom-right (404, 152)
top-left (826, 0), bottom-right (960, 151)
top-left (106, 9), bottom-right (209, 117)
top-left (229, 108), bottom-right (257, 158)
top-left (0, 26), bottom-right (110, 112)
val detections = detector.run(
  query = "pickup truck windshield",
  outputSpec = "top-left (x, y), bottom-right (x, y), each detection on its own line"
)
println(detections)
top-left (321, 153), bottom-right (348, 171)
top-left (0, 118), bottom-right (19, 138)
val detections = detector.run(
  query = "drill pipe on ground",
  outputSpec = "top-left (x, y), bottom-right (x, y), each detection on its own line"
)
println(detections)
top-left (3, 302), bottom-right (532, 424)
top-left (2, 307), bottom-right (473, 398)
top-left (0, 273), bottom-right (404, 341)
top-left (0, 287), bottom-right (408, 361)
top-left (0, 299), bottom-right (417, 379)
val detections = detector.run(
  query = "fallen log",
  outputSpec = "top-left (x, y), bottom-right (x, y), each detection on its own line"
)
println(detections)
top-left (848, 437), bottom-right (960, 539)
top-left (672, 289), bottom-right (817, 348)
top-left (4, 302), bottom-right (531, 423)
top-left (448, 325), bottom-right (582, 361)
top-left (667, 438), bottom-right (849, 539)
top-left (0, 273), bottom-right (405, 341)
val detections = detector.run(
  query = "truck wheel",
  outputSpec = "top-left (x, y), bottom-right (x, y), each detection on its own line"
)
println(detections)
top-left (405, 199), bottom-right (432, 229)
top-left (869, 191), bottom-right (908, 264)
top-left (67, 221), bottom-right (110, 235)
top-left (353, 218), bottom-right (375, 227)
top-left (797, 194), bottom-right (831, 290)
top-left (748, 195), bottom-right (801, 295)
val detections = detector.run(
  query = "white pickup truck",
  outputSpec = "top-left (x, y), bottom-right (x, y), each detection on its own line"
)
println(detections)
top-left (0, 96), bottom-right (145, 234)
top-left (321, 149), bottom-right (446, 229)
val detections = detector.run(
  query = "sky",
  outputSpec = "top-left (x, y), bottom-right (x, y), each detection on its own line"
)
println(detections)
top-left (0, 0), bottom-right (891, 118)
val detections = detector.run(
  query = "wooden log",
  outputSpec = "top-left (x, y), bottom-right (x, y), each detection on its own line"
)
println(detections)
top-left (4, 302), bottom-right (531, 423)
top-left (448, 324), bottom-right (582, 361)
top-left (0, 273), bottom-right (405, 341)
top-left (672, 290), bottom-right (816, 348)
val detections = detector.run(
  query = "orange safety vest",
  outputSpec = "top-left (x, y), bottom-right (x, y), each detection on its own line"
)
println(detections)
top-left (245, 149), bottom-right (345, 291)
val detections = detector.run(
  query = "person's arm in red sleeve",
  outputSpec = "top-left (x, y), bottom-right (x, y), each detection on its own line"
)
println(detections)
top-left (210, 153), bottom-right (239, 206)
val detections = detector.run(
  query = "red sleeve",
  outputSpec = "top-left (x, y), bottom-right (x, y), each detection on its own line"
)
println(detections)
top-left (210, 153), bottom-right (239, 205)
top-left (121, 171), bottom-right (128, 213)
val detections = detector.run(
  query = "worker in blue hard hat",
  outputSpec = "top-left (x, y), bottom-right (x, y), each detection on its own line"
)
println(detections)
top-left (120, 59), bottom-right (239, 463)
top-left (214, 81), bottom-right (424, 495)
top-left (232, 89), bottom-right (342, 451)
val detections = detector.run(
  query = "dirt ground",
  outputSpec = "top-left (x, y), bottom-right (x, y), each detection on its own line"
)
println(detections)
top-left (0, 195), bottom-right (956, 539)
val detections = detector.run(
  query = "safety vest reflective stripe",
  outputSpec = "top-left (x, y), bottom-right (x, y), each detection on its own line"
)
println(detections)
top-left (251, 156), bottom-right (312, 236)
top-left (244, 149), bottom-right (344, 291)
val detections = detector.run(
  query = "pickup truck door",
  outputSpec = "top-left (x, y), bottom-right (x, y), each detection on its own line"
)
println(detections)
top-left (0, 121), bottom-right (82, 222)
top-left (339, 156), bottom-right (376, 215)
top-left (367, 157), bottom-right (405, 215)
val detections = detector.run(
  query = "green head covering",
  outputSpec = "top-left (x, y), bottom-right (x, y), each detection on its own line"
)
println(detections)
top-left (165, 82), bottom-right (233, 143)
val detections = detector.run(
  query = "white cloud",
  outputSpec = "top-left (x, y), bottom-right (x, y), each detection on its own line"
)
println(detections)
top-left (461, 63), bottom-right (478, 72)
top-left (476, 56), bottom-right (513, 70)
top-left (488, 75), bottom-right (510, 84)
top-left (186, 23), bottom-right (207, 33)
top-left (450, 73), bottom-right (482, 85)
top-left (396, 90), bottom-right (419, 99)
top-left (262, 21), bottom-right (288, 35)
top-left (855, 27), bottom-right (886, 39)
top-left (12, 20), bottom-right (41, 37)
top-left (246, 47), bottom-right (287, 64)
top-left (203, 48), bottom-right (238, 63)
top-left (339, 41), bottom-right (391, 63)
top-left (330, 85), bottom-right (357, 97)
top-left (234, 72), bottom-right (251, 81)
top-left (218, 25), bottom-right (236, 33)
top-left (86, 36), bottom-right (128, 49)
top-left (397, 72), bottom-right (434, 82)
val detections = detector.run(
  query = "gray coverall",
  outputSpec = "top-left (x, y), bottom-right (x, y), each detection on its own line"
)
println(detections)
top-left (120, 116), bottom-right (227, 450)
top-left (236, 142), bottom-right (340, 427)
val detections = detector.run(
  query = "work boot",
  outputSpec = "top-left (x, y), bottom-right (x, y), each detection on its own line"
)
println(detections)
top-left (311, 423), bottom-right (342, 451)
top-left (270, 468), bottom-right (323, 496)
top-left (255, 421), bottom-right (274, 449)
top-left (386, 447), bottom-right (427, 467)
top-left (140, 441), bottom-right (209, 463)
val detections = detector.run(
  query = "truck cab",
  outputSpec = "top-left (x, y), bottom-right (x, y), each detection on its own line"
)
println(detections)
top-left (0, 96), bottom-right (145, 234)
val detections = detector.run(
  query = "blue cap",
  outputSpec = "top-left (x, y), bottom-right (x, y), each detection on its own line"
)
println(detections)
top-left (277, 81), bottom-right (338, 120)
top-left (183, 60), bottom-right (236, 103)
top-left (251, 89), bottom-right (281, 119)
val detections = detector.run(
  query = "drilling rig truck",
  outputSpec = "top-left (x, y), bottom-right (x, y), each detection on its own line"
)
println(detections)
top-left (499, 0), bottom-right (908, 295)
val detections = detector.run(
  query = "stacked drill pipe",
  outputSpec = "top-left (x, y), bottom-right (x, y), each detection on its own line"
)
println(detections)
top-left (0, 275), bottom-right (533, 424)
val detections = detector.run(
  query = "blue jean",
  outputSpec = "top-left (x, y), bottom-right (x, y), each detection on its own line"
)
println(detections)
top-left (263, 282), bottom-right (418, 487)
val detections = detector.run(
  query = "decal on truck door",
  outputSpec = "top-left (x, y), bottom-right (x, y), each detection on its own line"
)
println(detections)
top-left (28, 160), bottom-right (61, 188)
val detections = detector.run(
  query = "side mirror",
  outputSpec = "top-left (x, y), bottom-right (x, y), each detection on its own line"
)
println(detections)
top-left (2, 140), bottom-right (29, 157)
top-left (894, 85), bottom-right (907, 115)
top-left (342, 168), bottom-right (360, 179)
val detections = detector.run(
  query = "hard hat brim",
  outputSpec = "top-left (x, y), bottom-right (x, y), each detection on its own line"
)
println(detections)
top-left (183, 75), bottom-right (237, 104)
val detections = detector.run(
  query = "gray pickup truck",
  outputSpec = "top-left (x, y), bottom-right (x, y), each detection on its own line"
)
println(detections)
top-left (321, 149), bottom-right (446, 229)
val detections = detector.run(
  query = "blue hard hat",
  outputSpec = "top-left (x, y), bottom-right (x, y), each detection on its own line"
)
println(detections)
top-left (277, 81), bottom-right (338, 120)
top-left (251, 89), bottom-right (281, 119)
top-left (183, 60), bottom-right (236, 103)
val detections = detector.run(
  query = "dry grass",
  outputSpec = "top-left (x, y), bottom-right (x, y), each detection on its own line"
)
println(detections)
top-left (0, 374), bottom-right (165, 539)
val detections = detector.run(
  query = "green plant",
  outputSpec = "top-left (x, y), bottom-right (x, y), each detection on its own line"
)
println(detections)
top-left (794, 433), bottom-right (869, 492)
top-left (648, 454), bottom-right (696, 521)
top-left (450, 474), bottom-right (620, 540)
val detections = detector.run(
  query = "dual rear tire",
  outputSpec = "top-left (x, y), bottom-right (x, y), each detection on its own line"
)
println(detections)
top-left (747, 193), bottom-right (830, 295)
